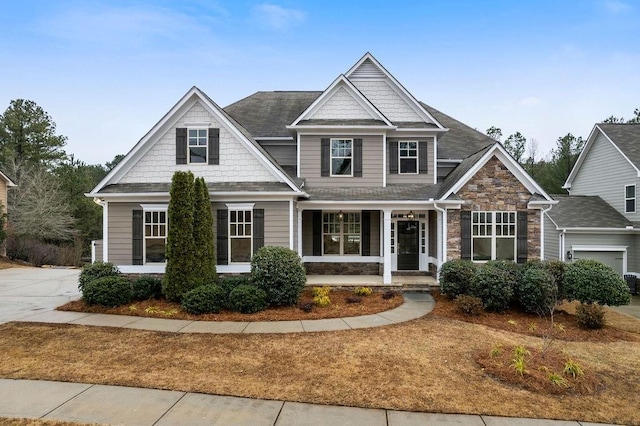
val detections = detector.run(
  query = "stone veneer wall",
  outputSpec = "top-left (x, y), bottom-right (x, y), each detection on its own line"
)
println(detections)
top-left (305, 262), bottom-right (381, 275)
top-left (446, 156), bottom-right (541, 261)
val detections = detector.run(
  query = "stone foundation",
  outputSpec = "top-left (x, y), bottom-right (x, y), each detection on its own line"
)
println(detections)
top-left (305, 262), bottom-right (381, 275)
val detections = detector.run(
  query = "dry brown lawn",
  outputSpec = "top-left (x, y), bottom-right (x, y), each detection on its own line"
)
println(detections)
top-left (1, 292), bottom-right (639, 425)
top-left (0, 419), bottom-right (96, 426)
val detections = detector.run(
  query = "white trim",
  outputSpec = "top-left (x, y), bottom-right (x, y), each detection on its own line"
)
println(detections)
top-left (289, 199), bottom-right (294, 250)
top-left (139, 203), bottom-right (168, 211)
top-left (433, 135), bottom-right (438, 185)
top-left (119, 264), bottom-right (166, 274)
top-left (330, 138), bottom-right (354, 177)
top-left (102, 201), bottom-right (109, 262)
top-left (217, 264), bottom-right (251, 274)
top-left (383, 209), bottom-right (393, 284)
top-left (91, 240), bottom-right (96, 263)
top-left (382, 133), bottom-right (387, 187)
top-left (625, 184), bottom-right (636, 213)
top-left (287, 125), bottom-right (394, 131)
top-left (184, 121), bottom-right (211, 127)
top-left (0, 171), bottom-right (16, 187)
top-left (186, 127), bottom-right (208, 165)
top-left (225, 203), bottom-right (255, 210)
top-left (303, 256), bottom-right (382, 263)
top-left (92, 192), bottom-right (307, 201)
top-left (255, 137), bottom-right (295, 141)
top-left (297, 208), bottom-right (303, 255)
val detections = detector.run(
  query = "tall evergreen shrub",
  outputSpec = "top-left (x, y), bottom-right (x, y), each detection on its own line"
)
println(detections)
top-left (192, 177), bottom-right (216, 286)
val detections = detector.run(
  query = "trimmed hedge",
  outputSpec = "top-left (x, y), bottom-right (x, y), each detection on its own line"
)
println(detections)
top-left (78, 262), bottom-right (120, 292)
top-left (470, 262), bottom-right (515, 312)
top-left (181, 285), bottom-right (226, 315)
top-left (218, 276), bottom-right (252, 308)
top-left (439, 259), bottom-right (476, 299)
top-left (564, 259), bottom-right (631, 306)
top-left (251, 246), bottom-right (306, 306)
top-left (515, 266), bottom-right (557, 314)
top-left (82, 276), bottom-right (132, 307)
top-left (228, 284), bottom-right (268, 314)
top-left (131, 276), bottom-right (163, 301)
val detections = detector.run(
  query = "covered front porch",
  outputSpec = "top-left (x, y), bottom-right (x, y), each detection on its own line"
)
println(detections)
top-left (306, 274), bottom-right (437, 288)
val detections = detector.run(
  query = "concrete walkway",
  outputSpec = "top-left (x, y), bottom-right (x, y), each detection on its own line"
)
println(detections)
top-left (0, 379), bottom-right (616, 426)
top-left (19, 292), bottom-right (435, 333)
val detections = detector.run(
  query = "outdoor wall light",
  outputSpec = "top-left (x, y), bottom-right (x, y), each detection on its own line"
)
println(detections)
top-left (338, 210), bottom-right (344, 221)
top-left (407, 210), bottom-right (415, 219)
top-left (567, 251), bottom-right (573, 260)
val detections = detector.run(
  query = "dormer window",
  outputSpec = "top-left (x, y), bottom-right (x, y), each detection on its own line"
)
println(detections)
top-left (399, 141), bottom-right (418, 174)
top-left (331, 139), bottom-right (353, 176)
top-left (188, 129), bottom-right (208, 163)
top-left (625, 184), bottom-right (636, 213)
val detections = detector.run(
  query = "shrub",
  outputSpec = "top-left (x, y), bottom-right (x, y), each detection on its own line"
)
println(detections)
top-left (312, 287), bottom-right (331, 297)
top-left (545, 260), bottom-right (566, 299)
top-left (439, 259), bottom-right (476, 298)
top-left (575, 303), bottom-right (606, 329)
top-left (346, 296), bottom-right (362, 304)
top-left (191, 177), bottom-right (216, 287)
top-left (299, 302), bottom-right (314, 313)
top-left (78, 261), bottom-right (120, 292)
top-left (455, 294), bottom-right (484, 316)
top-left (487, 260), bottom-right (520, 283)
top-left (564, 259), bottom-right (631, 306)
top-left (218, 276), bottom-right (251, 307)
top-left (228, 284), bottom-right (268, 314)
top-left (382, 290), bottom-right (399, 299)
top-left (515, 266), bottom-right (557, 314)
top-left (251, 246), bottom-right (306, 306)
top-left (82, 276), bottom-right (132, 307)
top-left (181, 285), bottom-right (226, 315)
top-left (470, 262), bottom-right (515, 312)
top-left (131, 276), bottom-right (163, 301)
top-left (313, 295), bottom-right (331, 307)
top-left (354, 286), bottom-right (372, 296)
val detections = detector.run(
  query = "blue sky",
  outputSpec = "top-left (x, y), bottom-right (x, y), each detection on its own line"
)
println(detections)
top-left (1, 0), bottom-right (638, 165)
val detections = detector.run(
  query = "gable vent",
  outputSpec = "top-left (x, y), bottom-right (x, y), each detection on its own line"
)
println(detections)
top-left (350, 58), bottom-right (386, 79)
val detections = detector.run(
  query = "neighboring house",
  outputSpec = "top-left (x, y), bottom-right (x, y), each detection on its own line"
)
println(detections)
top-left (546, 123), bottom-right (640, 275)
top-left (89, 53), bottom-right (555, 283)
top-left (0, 168), bottom-right (17, 256)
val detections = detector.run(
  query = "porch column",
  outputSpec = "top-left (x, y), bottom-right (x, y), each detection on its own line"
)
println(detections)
top-left (102, 201), bottom-right (109, 262)
top-left (297, 208), bottom-right (303, 255)
top-left (383, 208), bottom-right (392, 284)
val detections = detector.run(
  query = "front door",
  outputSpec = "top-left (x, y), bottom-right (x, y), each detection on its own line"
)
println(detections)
top-left (397, 221), bottom-right (419, 270)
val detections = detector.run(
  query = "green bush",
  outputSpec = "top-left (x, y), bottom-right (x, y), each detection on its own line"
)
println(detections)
top-left (192, 177), bottom-right (217, 287)
top-left (82, 276), bottom-right (132, 307)
top-left (575, 302), bottom-right (606, 329)
top-left (181, 285), bottom-right (226, 315)
top-left (251, 246), bottom-right (306, 306)
top-left (78, 262), bottom-right (120, 292)
top-left (564, 259), bottom-right (631, 306)
top-left (439, 259), bottom-right (476, 298)
top-left (218, 276), bottom-right (252, 307)
top-left (131, 276), bottom-right (163, 301)
top-left (228, 284), bottom-right (268, 314)
top-left (515, 266), bottom-right (557, 314)
top-left (470, 262), bottom-right (515, 312)
top-left (455, 294), bottom-right (484, 316)
top-left (545, 260), bottom-right (566, 299)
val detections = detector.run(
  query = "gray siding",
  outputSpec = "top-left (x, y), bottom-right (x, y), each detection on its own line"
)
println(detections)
top-left (258, 141), bottom-right (296, 167)
top-left (386, 138), bottom-right (435, 184)
top-left (107, 202), bottom-right (138, 264)
top-left (300, 134), bottom-right (383, 187)
top-left (213, 201), bottom-right (291, 249)
top-left (571, 132), bottom-right (640, 220)
top-left (543, 214), bottom-right (560, 260)
top-left (437, 162), bottom-right (460, 183)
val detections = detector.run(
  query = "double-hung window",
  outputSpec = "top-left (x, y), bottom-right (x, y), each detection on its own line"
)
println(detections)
top-left (399, 141), bottom-right (418, 174)
top-left (188, 129), bottom-right (207, 163)
top-left (625, 184), bottom-right (636, 213)
top-left (331, 139), bottom-right (352, 176)
top-left (323, 212), bottom-right (360, 255)
top-left (144, 210), bottom-right (167, 263)
top-left (472, 211), bottom-right (516, 261)
top-left (229, 208), bottom-right (252, 263)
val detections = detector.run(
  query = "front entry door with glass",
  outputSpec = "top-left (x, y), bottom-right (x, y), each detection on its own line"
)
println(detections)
top-left (397, 221), bottom-right (419, 270)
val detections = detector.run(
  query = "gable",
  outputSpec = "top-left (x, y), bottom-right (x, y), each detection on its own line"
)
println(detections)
top-left (119, 101), bottom-right (278, 184)
top-left (350, 79), bottom-right (423, 123)
top-left (310, 86), bottom-right (375, 120)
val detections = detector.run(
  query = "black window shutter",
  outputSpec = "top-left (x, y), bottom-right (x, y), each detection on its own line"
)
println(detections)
top-left (312, 210), bottom-right (322, 255)
top-left (517, 211), bottom-right (528, 264)
top-left (460, 210), bottom-right (471, 260)
top-left (361, 210), bottom-right (371, 256)
top-left (132, 210), bottom-right (143, 265)
top-left (217, 209), bottom-right (228, 265)
top-left (389, 141), bottom-right (398, 174)
top-left (176, 128), bottom-right (187, 165)
top-left (419, 141), bottom-right (428, 174)
top-left (321, 138), bottom-right (330, 177)
top-left (208, 128), bottom-right (220, 165)
top-left (253, 208), bottom-right (264, 254)
top-left (354, 138), bottom-right (363, 177)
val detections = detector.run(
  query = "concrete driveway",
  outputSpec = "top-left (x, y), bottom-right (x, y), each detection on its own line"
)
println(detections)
top-left (0, 267), bottom-right (80, 324)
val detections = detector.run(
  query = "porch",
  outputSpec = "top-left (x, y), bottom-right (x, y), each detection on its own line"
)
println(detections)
top-left (306, 274), bottom-right (437, 288)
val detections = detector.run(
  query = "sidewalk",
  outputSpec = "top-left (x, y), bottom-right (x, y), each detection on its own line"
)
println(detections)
top-left (0, 379), bottom-right (616, 426)
top-left (19, 292), bottom-right (435, 333)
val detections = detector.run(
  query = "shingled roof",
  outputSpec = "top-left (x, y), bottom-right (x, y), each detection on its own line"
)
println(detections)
top-left (305, 184), bottom-right (441, 201)
top-left (597, 123), bottom-right (640, 168)
top-left (547, 195), bottom-right (633, 229)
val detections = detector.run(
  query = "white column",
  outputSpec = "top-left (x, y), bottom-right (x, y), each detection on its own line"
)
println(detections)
top-left (297, 208), bottom-right (303, 255)
top-left (102, 201), bottom-right (109, 262)
top-left (383, 209), bottom-right (392, 284)
top-left (436, 209), bottom-right (443, 268)
top-left (289, 199), bottom-right (294, 250)
top-left (441, 208), bottom-right (447, 267)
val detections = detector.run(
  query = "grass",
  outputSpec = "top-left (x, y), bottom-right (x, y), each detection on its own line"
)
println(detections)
top-left (1, 293), bottom-right (639, 425)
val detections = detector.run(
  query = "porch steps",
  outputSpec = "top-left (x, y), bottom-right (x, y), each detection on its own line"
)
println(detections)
top-left (400, 282), bottom-right (434, 294)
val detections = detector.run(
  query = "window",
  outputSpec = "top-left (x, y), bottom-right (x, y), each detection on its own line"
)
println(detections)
top-left (188, 129), bottom-right (207, 163)
top-left (144, 210), bottom-right (167, 263)
top-left (323, 212), bottom-right (360, 255)
top-left (399, 141), bottom-right (418, 174)
top-left (331, 139), bottom-right (352, 176)
top-left (472, 211), bottom-right (516, 261)
top-left (229, 209), bottom-right (252, 263)
top-left (625, 184), bottom-right (636, 213)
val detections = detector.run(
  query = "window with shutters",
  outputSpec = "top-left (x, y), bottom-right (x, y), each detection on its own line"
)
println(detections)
top-left (331, 139), bottom-right (352, 176)
top-left (323, 212), bottom-right (360, 255)
top-left (144, 210), bottom-right (167, 263)
top-left (188, 128), bottom-right (207, 163)
top-left (625, 184), bottom-right (636, 213)
top-left (399, 141), bottom-right (418, 174)
top-left (229, 208), bottom-right (252, 263)
top-left (472, 211), bottom-right (516, 261)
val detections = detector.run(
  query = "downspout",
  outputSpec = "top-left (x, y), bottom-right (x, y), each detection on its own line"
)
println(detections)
top-left (540, 204), bottom-right (553, 260)
top-left (433, 201), bottom-right (446, 283)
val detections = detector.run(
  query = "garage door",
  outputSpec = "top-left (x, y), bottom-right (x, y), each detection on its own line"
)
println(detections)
top-left (573, 250), bottom-right (624, 275)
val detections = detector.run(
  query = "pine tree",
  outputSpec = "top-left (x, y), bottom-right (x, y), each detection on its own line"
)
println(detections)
top-left (192, 177), bottom-right (216, 286)
top-left (163, 171), bottom-right (196, 301)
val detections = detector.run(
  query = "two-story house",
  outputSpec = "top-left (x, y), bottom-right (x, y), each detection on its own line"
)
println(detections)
top-left (545, 123), bottom-right (640, 275)
top-left (89, 53), bottom-right (555, 284)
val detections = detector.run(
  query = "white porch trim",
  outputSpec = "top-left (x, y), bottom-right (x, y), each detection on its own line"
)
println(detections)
top-left (383, 208), bottom-right (392, 284)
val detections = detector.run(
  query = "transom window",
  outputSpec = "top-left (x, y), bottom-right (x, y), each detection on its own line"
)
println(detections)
top-left (472, 211), bottom-right (516, 261)
top-left (144, 210), bottom-right (167, 263)
top-left (188, 129), bottom-right (207, 163)
top-left (625, 184), bottom-right (636, 213)
top-left (399, 141), bottom-right (418, 174)
top-left (331, 139), bottom-right (352, 176)
top-left (323, 212), bottom-right (360, 255)
top-left (229, 209), bottom-right (252, 263)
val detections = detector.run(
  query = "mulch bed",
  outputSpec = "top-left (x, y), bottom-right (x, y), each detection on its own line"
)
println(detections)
top-left (58, 289), bottom-right (404, 321)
